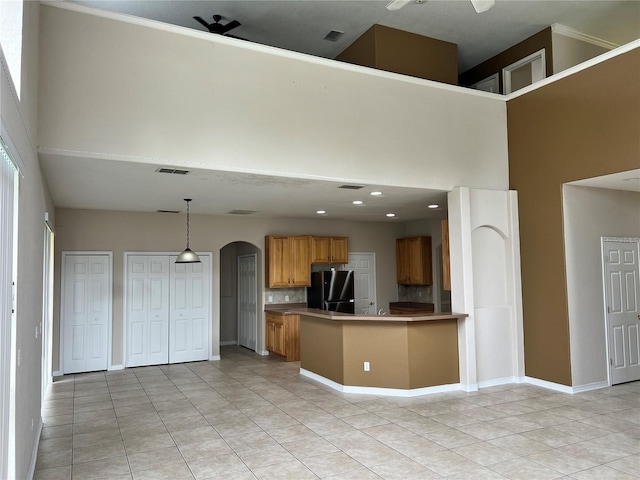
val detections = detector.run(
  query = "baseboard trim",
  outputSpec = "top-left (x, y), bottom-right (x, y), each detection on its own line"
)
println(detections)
top-left (209, 355), bottom-right (221, 361)
top-left (571, 380), bottom-right (609, 394)
top-left (524, 376), bottom-right (574, 394)
top-left (478, 376), bottom-right (524, 389)
top-left (108, 364), bottom-right (124, 371)
top-left (27, 417), bottom-right (43, 480)
top-left (459, 383), bottom-right (479, 392)
top-left (300, 369), bottom-right (461, 397)
top-left (52, 370), bottom-right (62, 377)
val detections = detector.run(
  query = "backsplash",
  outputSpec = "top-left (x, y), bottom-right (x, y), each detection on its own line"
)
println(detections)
top-left (397, 284), bottom-right (433, 303)
top-left (264, 288), bottom-right (306, 305)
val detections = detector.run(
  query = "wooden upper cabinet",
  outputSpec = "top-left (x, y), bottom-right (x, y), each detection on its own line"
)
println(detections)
top-left (265, 235), bottom-right (311, 288)
top-left (442, 220), bottom-right (451, 291)
top-left (289, 236), bottom-right (312, 287)
top-left (311, 236), bottom-right (349, 264)
top-left (396, 236), bottom-right (433, 285)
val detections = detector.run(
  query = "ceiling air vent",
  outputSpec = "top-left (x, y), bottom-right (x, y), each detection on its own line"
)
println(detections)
top-left (156, 167), bottom-right (190, 175)
top-left (338, 185), bottom-right (365, 190)
top-left (324, 30), bottom-right (344, 42)
top-left (227, 210), bottom-right (257, 215)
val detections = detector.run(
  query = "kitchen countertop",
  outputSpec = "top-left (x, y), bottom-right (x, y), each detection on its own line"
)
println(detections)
top-left (292, 308), bottom-right (466, 323)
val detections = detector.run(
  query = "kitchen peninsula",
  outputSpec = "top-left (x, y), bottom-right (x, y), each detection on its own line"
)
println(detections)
top-left (295, 309), bottom-right (467, 396)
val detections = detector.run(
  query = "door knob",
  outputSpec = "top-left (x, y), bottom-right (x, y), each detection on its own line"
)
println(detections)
top-left (369, 302), bottom-right (374, 305)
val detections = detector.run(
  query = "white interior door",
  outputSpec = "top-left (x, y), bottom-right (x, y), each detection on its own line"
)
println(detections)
top-left (126, 255), bottom-right (169, 367)
top-left (62, 253), bottom-right (110, 374)
top-left (169, 256), bottom-right (210, 363)
top-left (604, 239), bottom-right (640, 385)
top-left (345, 253), bottom-right (376, 314)
top-left (238, 254), bottom-right (257, 351)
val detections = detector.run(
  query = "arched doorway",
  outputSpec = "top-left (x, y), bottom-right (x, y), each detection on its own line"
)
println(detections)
top-left (219, 241), bottom-right (261, 352)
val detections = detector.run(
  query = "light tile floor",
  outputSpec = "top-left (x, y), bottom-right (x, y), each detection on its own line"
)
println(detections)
top-left (35, 346), bottom-right (640, 479)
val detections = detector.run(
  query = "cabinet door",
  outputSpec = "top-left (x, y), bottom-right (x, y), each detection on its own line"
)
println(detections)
top-left (266, 236), bottom-right (291, 288)
top-left (273, 322), bottom-right (285, 356)
top-left (311, 237), bottom-right (331, 263)
top-left (407, 237), bottom-right (425, 284)
top-left (330, 237), bottom-right (349, 264)
top-left (266, 321), bottom-right (275, 352)
top-left (290, 236), bottom-right (311, 286)
top-left (396, 237), bottom-right (432, 285)
top-left (396, 238), bottom-right (410, 283)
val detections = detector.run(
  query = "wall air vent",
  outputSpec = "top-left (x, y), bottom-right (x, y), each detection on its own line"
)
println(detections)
top-left (157, 210), bottom-right (180, 214)
top-left (227, 210), bottom-right (257, 215)
top-left (324, 30), bottom-right (344, 42)
top-left (156, 167), bottom-right (190, 175)
top-left (338, 185), bottom-right (365, 190)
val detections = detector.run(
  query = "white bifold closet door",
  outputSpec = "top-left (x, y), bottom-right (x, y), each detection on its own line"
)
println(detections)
top-left (126, 254), bottom-right (210, 367)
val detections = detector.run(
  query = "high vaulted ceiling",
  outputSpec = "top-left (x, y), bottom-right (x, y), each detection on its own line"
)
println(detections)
top-left (70, 0), bottom-right (640, 73)
top-left (44, 1), bottom-right (640, 220)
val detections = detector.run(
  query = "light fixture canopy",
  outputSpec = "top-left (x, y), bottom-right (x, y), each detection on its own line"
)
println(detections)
top-left (175, 198), bottom-right (201, 263)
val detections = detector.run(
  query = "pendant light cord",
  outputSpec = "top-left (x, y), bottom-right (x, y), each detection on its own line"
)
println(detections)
top-left (185, 199), bottom-right (191, 249)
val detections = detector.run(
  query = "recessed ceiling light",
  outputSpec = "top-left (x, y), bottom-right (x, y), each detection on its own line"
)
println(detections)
top-left (316, 210), bottom-right (326, 215)
top-left (386, 213), bottom-right (396, 218)
top-left (352, 200), bottom-right (364, 205)
top-left (370, 191), bottom-right (383, 196)
top-left (428, 204), bottom-right (439, 209)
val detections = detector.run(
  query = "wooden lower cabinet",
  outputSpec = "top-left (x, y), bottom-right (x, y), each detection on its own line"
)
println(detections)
top-left (265, 312), bottom-right (300, 361)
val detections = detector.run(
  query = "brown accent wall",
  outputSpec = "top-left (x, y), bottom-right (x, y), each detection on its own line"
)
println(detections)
top-left (300, 317), bottom-right (344, 383)
top-left (507, 49), bottom-right (640, 386)
top-left (336, 24), bottom-right (457, 85)
top-left (300, 316), bottom-right (459, 389)
top-left (459, 27), bottom-right (553, 93)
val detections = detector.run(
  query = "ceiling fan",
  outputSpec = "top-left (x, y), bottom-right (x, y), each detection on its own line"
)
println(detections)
top-left (193, 14), bottom-right (242, 35)
top-left (387, 0), bottom-right (495, 13)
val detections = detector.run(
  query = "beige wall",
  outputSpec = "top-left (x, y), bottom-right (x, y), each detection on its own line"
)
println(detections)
top-left (508, 48), bottom-right (640, 386)
top-left (53, 208), bottom-right (408, 370)
top-left (552, 32), bottom-right (610, 74)
top-left (38, 3), bottom-right (509, 194)
top-left (1, 1), bottom-right (56, 477)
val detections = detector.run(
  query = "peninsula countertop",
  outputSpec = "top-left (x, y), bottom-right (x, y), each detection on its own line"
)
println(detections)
top-left (265, 306), bottom-right (467, 323)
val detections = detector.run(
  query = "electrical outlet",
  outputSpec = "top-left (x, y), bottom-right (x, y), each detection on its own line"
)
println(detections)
top-left (268, 295), bottom-right (273, 303)
top-left (285, 295), bottom-right (290, 301)
top-left (364, 361), bottom-right (370, 372)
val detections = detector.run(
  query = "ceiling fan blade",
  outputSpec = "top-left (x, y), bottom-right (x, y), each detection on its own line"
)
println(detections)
top-left (470, 0), bottom-right (495, 13)
top-left (222, 20), bottom-right (241, 33)
top-left (193, 16), bottom-right (210, 29)
top-left (386, 0), bottom-right (411, 11)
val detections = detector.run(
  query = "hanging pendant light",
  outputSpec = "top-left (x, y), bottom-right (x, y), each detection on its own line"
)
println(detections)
top-left (175, 198), bottom-right (201, 263)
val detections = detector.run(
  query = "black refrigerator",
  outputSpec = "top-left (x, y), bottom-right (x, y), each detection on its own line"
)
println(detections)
top-left (307, 270), bottom-right (355, 313)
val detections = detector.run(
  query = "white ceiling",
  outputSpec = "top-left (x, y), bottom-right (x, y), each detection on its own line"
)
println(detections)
top-left (39, 153), bottom-right (449, 220)
top-left (566, 170), bottom-right (640, 193)
top-left (44, 1), bottom-right (640, 221)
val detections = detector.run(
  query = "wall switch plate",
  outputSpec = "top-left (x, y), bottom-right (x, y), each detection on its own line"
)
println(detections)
top-left (364, 361), bottom-right (370, 372)
top-left (268, 295), bottom-right (273, 303)
top-left (285, 295), bottom-right (290, 301)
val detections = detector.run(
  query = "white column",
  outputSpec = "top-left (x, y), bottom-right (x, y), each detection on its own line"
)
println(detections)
top-left (448, 187), bottom-right (477, 391)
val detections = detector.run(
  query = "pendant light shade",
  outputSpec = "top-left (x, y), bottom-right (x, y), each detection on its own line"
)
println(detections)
top-left (176, 199), bottom-right (201, 263)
